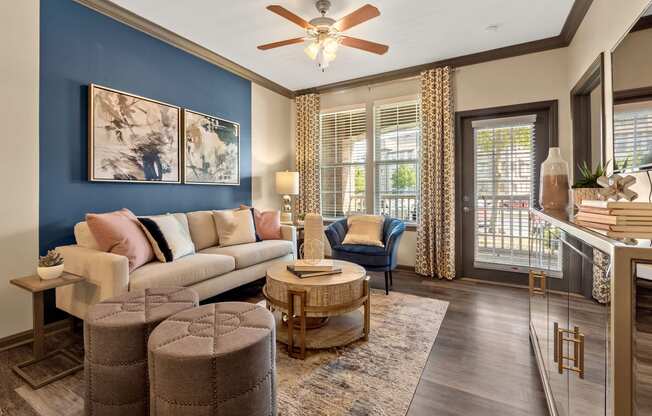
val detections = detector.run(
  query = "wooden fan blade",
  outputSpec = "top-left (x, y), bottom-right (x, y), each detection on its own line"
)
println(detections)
top-left (266, 5), bottom-right (312, 29)
top-left (258, 37), bottom-right (305, 50)
top-left (341, 36), bottom-right (388, 55)
top-left (334, 4), bottom-right (380, 32)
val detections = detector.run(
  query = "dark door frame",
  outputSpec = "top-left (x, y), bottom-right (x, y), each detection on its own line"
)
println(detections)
top-left (455, 100), bottom-right (559, 283)
top-left (570, 52), bottom-right (606, 178)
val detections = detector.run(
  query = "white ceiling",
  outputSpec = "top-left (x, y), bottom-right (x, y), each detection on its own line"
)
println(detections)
top-left (108, 0), bottom-right (575, 91)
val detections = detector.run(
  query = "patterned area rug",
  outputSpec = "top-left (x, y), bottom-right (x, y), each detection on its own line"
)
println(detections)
top-left (14, 290), bottom-right (447, 416)
top-left (276, 290), bottom-right (448, 416)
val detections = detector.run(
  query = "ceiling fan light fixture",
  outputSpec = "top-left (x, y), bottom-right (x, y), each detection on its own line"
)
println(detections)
top-left (304, 40), bottom-right (320, 60)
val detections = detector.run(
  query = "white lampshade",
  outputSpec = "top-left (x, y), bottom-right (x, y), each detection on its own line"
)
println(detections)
top-left (276, 171), bottom-right (299, 195)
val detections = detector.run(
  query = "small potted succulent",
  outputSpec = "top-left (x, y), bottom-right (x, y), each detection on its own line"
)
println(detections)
top-left (37, 250), bottom-right (64, 280)
top-left (571, 161), bottom-right (609, 211)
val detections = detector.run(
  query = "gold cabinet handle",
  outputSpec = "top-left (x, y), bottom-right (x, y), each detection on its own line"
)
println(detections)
top-left (557, 326), bottom-right (585, 379)
top-left (529, 270), bottom-right (546, 295)
top-left (553, 322), bottom-right (559, 363)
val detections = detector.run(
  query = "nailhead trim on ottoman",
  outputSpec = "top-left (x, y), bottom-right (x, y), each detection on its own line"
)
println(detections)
top-left (84, 287), bottom-right (199, 416)
top-left (148, 302), bottom-right (276, 416)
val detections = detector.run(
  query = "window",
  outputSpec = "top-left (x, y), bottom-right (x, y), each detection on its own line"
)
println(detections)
top-left (319, 108), bottom-right (367, 219)
top-left (614, 101), bottom-right (652, 171)
top-left (472, 115), bottom-right (537, 271)
top-left (374, 101), bottom-right (420, 222)
top-left (319, 99), bottom-right (421, 222)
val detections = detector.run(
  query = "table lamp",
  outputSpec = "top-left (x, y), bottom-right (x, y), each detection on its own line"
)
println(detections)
top-left (276, 171), bottom-right (299, 223)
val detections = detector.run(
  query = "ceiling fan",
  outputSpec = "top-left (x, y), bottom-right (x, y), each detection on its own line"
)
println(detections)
top-left (257, 0), bottom-right (389, 70)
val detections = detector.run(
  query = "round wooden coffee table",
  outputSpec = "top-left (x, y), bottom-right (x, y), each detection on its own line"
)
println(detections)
top-left (263, 260), bottom-right (370, 359)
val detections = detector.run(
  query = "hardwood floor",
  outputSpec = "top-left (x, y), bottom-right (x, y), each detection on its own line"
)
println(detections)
top-left (0, 270), bottom-right (548, 416)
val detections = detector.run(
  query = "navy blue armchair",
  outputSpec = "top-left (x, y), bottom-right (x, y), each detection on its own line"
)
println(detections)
top-left (325, 217), bottom-right (406, 295)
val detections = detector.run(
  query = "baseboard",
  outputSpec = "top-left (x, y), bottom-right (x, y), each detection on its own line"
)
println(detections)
top-left (0, 319), bottom-right (72, 353)
top-left (395, 264), bottom-right (416, 272)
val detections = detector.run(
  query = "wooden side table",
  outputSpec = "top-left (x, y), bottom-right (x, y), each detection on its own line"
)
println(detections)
top-left (10, 272), bottom-right (86, 389)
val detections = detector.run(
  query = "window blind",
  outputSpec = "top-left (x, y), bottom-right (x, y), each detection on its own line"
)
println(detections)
top-left (319, 108), bottom-right (367, 219)
top-left (373, 100), bottom-right (420, 222)
top-left (473, 115), bottom-right (539, 271)
top-left (614, 101), bottom-right (652, 171)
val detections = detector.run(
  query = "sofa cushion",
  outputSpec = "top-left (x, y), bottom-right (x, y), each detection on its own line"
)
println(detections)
top-left (74, 221), bottom-right (101, 251)
top-left (129, 254), bottom-right (235, 291)
top-left (138, 214), bottom-right (195, 262)
top-left (213, 209), bottom-right (257, 247)
top-left (342, 215), bottom-right (385, 247)
top-left (331, 244), bottom-right (388, 268)
top-left (187, 211), bottom-right (219, 250)
top-left (86, 208), bottom-right (154, 272)
top-left (200, 240), bottom-right (293, 269)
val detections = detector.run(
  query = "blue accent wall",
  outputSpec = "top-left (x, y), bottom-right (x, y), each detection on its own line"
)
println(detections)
top-left (40, 0), bottom-right (252, 254)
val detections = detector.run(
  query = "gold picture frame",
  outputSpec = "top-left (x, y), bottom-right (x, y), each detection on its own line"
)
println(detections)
top-left (88, 83), bottom-right (181, 183)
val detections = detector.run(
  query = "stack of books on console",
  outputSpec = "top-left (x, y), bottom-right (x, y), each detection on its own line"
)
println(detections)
top-left (287, 259), bottom-right (342, 278)
top-left (575, 200), bottom-right (652, 239)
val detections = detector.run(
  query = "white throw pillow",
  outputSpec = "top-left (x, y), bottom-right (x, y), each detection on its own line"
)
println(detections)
top-left (138, 214), bottom-right (195, 262)
top-left (342, 215), bottom-right (385, 247)
top-left (213, 209), bottom-right (256, 247)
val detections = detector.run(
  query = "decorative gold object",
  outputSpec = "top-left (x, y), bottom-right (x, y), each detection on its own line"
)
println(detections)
top-left (528, 270), bottom-right (546, 296)
top-left (597, 174), bottom-right (638, 201)
top-left (557, 325), bottom-right (585, 379)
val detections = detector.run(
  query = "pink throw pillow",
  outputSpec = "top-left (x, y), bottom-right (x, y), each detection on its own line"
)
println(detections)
top-left (239, 205), bottom-right (282, 240)
top-left (255, 210), bottom-right (282, 240)
top-left (86, 208), bottom-right (154, 272)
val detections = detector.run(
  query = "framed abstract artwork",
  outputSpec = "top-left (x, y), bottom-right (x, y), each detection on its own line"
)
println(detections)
top-left (88, 84), bottom-right (181, 183)
top-left (183, 109), bottom-right (240, 185)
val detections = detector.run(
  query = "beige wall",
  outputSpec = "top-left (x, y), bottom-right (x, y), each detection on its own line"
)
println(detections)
top-left (0, 0), bottom-right (39, 338)
top-left (569, 0), bottom-right (651, 198)
top-left (456, 48), bottom-right (572, 164)
top-left (613, 27), bottom-right (652, 91)
top-left (319, 48), bottom-right (570, 267)
top-left (251, 83), bottom-right (293, 210)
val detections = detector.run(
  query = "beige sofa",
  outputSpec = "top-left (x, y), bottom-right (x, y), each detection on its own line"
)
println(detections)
top-left (55, 210), bottom-right (296, 319)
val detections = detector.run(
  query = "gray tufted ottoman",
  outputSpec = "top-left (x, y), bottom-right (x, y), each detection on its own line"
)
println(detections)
top-left (148, 302), bottom-right (276, 416)
top-left (84, 287), bottom-right (199, 416)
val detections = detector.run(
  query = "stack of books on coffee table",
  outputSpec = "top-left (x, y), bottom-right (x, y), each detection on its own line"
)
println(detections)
top-left (574, 200), bottom-right (652, 239)
top-left (287, 259), bottom-right (342, 278)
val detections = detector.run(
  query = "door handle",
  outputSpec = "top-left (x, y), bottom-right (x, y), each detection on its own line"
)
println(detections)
top-left (557, 326), bottom-right (585, 379)
top-left (529, 270), bottom-right (546, 296)
top-left (463, 206), bottom-right (472, 213)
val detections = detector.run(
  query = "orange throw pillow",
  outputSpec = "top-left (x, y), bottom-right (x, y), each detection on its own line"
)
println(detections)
top-left (86, 208), bottom-right (154, 271)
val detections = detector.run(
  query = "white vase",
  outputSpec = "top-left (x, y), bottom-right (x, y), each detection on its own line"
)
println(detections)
top-left (37, 264), bottom-right (64, 280)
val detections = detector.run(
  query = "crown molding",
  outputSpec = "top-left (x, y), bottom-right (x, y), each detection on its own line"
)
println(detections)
top-left (74, 0), bottom-right (295, 98)
top-left (295, 0), bottom-right (594, 96)
top-left (73, 0), bottom-right (594, 100)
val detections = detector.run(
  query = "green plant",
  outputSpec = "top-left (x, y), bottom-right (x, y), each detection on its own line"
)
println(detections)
top-left (39, 250), bottom-right (63, 268)
top-left (572, 161), bottom-right (609, 189)
top-left (354, 167), bottom-right (365, 194)
top-left (391, 165), bottom-right (417, 190)
top-left (614, 157), bottom-right (629, 172)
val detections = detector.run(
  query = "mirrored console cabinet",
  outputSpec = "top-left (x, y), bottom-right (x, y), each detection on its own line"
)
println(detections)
top-left (529, 209), bottom-right (652, 416)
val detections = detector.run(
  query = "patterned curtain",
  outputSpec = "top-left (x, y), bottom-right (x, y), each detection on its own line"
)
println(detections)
top-left (415, 67), bottom-right (456, 280)
top-left (295, 93), bottom-right (321, 215)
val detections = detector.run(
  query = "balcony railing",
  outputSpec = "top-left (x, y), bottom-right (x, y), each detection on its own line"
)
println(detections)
top-left (346, 194), bottom-right (418, 222)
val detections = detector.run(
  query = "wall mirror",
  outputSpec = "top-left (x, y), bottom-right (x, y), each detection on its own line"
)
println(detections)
top-left (612, 3), bottom-right (652, 174)
top-left (571, 54), bottom-right (606, 180)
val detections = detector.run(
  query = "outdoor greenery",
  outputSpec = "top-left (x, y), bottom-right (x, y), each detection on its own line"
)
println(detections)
top-left (391, 165), bottom-right (417, 190)
top-left (354, 167), bottom-right (365, 193)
